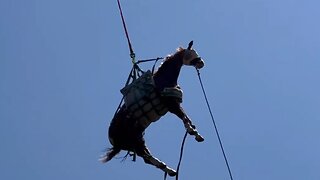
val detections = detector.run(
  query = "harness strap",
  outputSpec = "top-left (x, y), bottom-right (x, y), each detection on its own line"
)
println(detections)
top-left (129, 151), bottom-right (137, 162)
top-left (121, 151), bottom-right (137, 162)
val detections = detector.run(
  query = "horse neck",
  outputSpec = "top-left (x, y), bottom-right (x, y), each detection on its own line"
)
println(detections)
top-left (153, 52), bottom-right (184, 91)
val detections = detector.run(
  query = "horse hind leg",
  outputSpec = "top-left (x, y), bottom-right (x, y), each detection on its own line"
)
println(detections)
top-left (137, 147), bottom-right (177, 177)
top-left (144, 154), bottom-right (177, 177)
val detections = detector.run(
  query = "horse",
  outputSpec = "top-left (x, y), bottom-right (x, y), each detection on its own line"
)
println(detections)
top-left (100, 41), bottom-right (205, 176)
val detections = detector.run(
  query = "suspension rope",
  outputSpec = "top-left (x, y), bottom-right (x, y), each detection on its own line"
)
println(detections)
top-left (116, 0), bottom-right (136, 63)
top-left (196, 69), bottom-right (234, 180)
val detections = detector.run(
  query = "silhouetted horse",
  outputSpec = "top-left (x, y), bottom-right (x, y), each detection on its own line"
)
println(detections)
top-left (100, 41), bottom-right (205, 176)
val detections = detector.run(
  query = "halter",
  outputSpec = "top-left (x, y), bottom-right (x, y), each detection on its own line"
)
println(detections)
top-left (182, 41), bottom-right (204, 69)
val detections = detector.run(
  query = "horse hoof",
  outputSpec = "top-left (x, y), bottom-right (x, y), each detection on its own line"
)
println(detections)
top-left (168, 171), bottom-right (177, 177)
top-left (195, 135), bottom-right (204, 142)
top-left (163, 166), bottom-right (177, 176)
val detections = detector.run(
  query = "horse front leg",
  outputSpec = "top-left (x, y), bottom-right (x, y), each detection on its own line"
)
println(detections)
top-left (182, 115), bottom-right (204, 142)
top-left (136, 146), bottom-right (177, 176)
top-left (164, 97), bottom-right (204, 142)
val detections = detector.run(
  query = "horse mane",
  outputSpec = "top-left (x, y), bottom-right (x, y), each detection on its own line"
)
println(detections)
top-left (153, 47), bottom-right (186, 90)
top-left (154, 47), bottom-right (185, 74)
top-left (165, 47), bottom-right (185, 62)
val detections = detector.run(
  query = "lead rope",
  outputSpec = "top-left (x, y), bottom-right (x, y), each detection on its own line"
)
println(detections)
top-left (164, 131), bottom-right (188, 180)
top-left (196, 69), bottom-right (234, 180)
top-left (175, 131), bottom-right (188, 180)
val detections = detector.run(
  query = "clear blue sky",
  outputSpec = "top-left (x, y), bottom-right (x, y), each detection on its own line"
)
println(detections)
top-left (1, 0), bottom-right (319, 179)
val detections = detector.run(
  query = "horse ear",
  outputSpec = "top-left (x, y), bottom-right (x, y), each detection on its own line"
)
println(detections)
top-left (187, 41), bottom-right (193, 50)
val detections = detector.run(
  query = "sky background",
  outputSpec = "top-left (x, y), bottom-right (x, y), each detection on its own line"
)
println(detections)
top-left (1, 0), bottom-right (320, 179)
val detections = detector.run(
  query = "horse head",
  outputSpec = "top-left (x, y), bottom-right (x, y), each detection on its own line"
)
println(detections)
top-left (182, 41), bottom-right (205, 69)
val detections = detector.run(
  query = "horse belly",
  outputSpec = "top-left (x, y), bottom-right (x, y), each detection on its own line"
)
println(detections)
top-left (108, 107), bottom-right (144, 151)
top-left (129, 91), bottom-right (168, 128)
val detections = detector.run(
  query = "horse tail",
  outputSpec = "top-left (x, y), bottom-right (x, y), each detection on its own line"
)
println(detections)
top-left (99, 147), bottom-right (121, 163)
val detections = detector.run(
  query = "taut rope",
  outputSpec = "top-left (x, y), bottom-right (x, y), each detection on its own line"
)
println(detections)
top-left (116, 0), bottom-right (135, 64)
top-left (196, 69), bottom-right (234, 180)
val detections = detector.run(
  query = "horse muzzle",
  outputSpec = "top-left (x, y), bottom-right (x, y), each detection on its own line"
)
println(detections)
top-left (190, 57), bottom-right (205, 69)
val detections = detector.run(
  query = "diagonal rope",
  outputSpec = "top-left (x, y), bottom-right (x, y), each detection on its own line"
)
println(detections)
top-left (196, 69), bottom-right (234, 180)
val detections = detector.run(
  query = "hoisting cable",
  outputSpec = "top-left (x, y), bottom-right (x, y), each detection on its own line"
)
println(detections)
top-left (116, 0), bottom-right (136, 64)
top-left (196, 68), bottom-right (234, 180)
